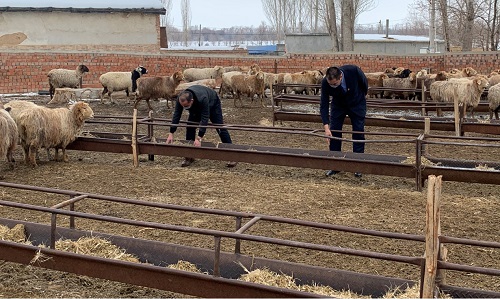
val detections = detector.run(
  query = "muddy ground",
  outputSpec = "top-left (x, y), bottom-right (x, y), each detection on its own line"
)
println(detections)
top-left (0, 93), bottom-right (499, 298)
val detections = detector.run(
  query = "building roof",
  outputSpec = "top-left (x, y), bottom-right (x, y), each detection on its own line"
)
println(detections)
top-left (0, 0), bottom-right (165, 14)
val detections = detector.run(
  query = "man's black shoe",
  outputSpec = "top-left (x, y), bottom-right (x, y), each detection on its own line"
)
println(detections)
top-left (325, 170), bottom-right (340, 176)
top-left (354, 172), bottom-right (362, 178)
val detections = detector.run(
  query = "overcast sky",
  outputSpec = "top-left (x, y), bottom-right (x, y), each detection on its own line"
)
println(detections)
top-left (170, 0), bottom-right (414, 29)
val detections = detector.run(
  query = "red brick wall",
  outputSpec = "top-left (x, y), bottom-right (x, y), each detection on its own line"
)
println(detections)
top-left (1, 51), bottom-right (500, 94)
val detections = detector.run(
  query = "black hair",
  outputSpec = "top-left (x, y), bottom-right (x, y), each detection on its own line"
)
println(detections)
top-left (326, 66), bottom-right (341, 80)
top-left (178, 90), bottom-right (193, 103)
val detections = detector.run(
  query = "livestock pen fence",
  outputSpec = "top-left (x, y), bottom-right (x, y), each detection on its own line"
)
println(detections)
top-left (0, 176), bottom-right (499, 298)
top-left (64, 113), bottom-right (500, 191)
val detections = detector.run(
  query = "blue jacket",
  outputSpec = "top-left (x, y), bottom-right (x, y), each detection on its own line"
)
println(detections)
top-left (320, 65), bottom-right (368, 125)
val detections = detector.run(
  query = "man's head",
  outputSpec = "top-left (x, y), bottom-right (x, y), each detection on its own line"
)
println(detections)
top-left (326, 66), bottom-right (342, 88)
top-left (178, 90), bottom-right (194, 109)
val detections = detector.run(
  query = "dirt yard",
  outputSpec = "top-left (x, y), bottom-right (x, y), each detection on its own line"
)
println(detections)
top-left (0, 92), bottom-right (499, 298)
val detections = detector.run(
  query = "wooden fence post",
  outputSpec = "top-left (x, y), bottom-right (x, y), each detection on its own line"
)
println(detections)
top-left (422, 175), bottom-right (442, 298)
top-left (132, 108), bottom-right (139, 167)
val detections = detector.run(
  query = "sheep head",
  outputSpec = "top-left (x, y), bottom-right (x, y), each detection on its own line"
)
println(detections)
top-left (136, 66), bottom-right (148, 75)
top-left (71, 102), bottom-right (94, 124)
top-left (473, 76), bottom-right (489, 90)
top-left (464, 67), bottom-right (478, 77)
top-left (77, 64), bottom-right (90, 73)
top-left (173, 71), bottom-right (184, 83)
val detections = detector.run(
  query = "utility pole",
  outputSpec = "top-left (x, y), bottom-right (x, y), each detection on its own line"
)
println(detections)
top-left (198, 24), bottom-right (201, 46)
top-left (429, 0), bottom-right (436, 53)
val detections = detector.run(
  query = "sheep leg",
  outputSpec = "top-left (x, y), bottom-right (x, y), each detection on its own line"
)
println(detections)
top-left (7, 149), bottom-right (15, 170)
top-left (54, 148), bottom-right (61, 161)
top-left (146, 100), bottom-right (154, 111)
top-left (62, 148), bottom-right (69, 162)
top-left (28, 146), bottom-right (37, 167)
top-left (100, 87), bottom-right (108, 103)
top-left (495, 105), bottom-right (500, 119)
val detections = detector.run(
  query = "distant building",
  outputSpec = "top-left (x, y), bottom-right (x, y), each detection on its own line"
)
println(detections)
top-left (0, 0), bottom-right (165, 53)
top-left (285, 33), bottom-right (446, 54)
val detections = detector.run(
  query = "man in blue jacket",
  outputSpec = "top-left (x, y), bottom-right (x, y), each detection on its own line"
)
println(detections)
top-left (166, 85), bottom-right (237, 168)
top-left (320, 65), bottom-right (368, 178)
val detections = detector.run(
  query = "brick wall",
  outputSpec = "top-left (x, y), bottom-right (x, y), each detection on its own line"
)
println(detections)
top-left (1, 51), bottom-right (500, 94)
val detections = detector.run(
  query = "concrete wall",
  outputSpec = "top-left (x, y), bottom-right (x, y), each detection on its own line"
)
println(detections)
top-left (285, 33), bottom-right (446, 54)
top-left (0, 11), bottom-right (161, 53)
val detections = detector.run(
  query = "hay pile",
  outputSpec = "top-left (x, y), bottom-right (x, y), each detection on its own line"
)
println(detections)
top-left (402, 156), bottom-right (437, 166)
top-left (239, 267), bottom-right (370, 298)
top-left (0, 224), bottom-right (30, 244)
top-left (475, 164), bottom-right (496, 171)
top-left (55, 237), bottom-right (140, 263)
top-left (167, 260), bottom-right (203, 273)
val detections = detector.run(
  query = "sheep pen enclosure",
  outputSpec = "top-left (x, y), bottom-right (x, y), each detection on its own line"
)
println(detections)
top-left (0, 92), bottom-right (499, 298)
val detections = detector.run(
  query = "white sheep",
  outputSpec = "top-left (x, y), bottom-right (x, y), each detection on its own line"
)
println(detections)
top-left (182, 66), bottom-right (224, 82)
top-left (99, 66), bottom-right (148, 104)
top-left (175, 79), bottom-right (217, 97)
top-left (16, 102), bottom-right (94, 167)
top-left (447, 67), bottom-right (478, 79)
top-left (47, 64), bottom-right (89, 99)
top-left (486, 83), bottom-right (500, 120)
top-left (283, 70), bottom-right (323, 95)
top-left (4, 100), bottom-right (52, 161)
top-left (0, 103), bottom-right (18, 171)
top-left (430, 76), bottom-right (489, 117)
top-left (135, 71), bottom-right (184, 110)
top-left (382, 72), bottom-right (418, 100)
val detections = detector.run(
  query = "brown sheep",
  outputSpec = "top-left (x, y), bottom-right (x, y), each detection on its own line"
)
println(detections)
top-left (229, 71), bottom-right (266, 107)
top-left (365, 72), bottom-right (389, 98)
top-left (447, 67), bottom-right (478, 79)
top-left (283, 70), bottom-right (323, 95)
top-left (16, 102), bottom-right (94, 167)
top-left (135, 71), bottom-right (184, 110)
top-left (0, 102), bottom-right (18, 171)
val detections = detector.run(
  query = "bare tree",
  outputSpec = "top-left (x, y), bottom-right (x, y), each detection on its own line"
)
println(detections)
top-left (462, 0), bottom-right (475, 51)
top-left (181, 0), bottom-right (191, 47)
top-left (438, 0), bottom-right (451, 51)
top-left (341, 0), bottom-right (355, 51)
top-left (160, 0), bottom-right (172, 27)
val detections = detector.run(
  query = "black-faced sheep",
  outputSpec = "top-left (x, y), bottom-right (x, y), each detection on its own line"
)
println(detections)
top-left (135, 71), bottom-right (184, 110)
top-left (0, 102), bottom-right (18, 171)
top-left (183, 66), bottom-right (224, 82)
top-left (48, 64), bottom-right (89, 99)
top-left (486, 83), bottom-right (500, 120)
top-left (99, 66), bottom-right (148, 104)
top-left (15, 102), bottom-right (94, 167)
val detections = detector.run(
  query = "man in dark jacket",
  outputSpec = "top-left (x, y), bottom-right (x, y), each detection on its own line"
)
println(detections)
top-left (319, 65), bottom-right (368, 178)
top-left (166, 85), bottom-right (237, 168)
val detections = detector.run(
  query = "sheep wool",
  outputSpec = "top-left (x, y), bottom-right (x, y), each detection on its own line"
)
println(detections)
top-left (0, 104), bottom-right (18, 170)
top-left (48, 64), bottom-right (89, 99)
top-left (99, 66), bottom-right (148, 104)
top-left (16, 102), bottom-right (94, 167)
top-left (135, 71), bottom-right (184, 110)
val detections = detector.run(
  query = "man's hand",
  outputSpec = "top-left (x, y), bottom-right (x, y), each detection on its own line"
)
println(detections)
top-left (324, 125), bottom-right (332, 145)
top-left (193, 136), bottom-right (202, 147)
top-left (166, 133), bottom-right (174, 144)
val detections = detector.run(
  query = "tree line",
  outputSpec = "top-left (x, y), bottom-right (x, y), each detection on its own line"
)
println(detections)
top-left (160, 0), bottom-right (500, 51)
